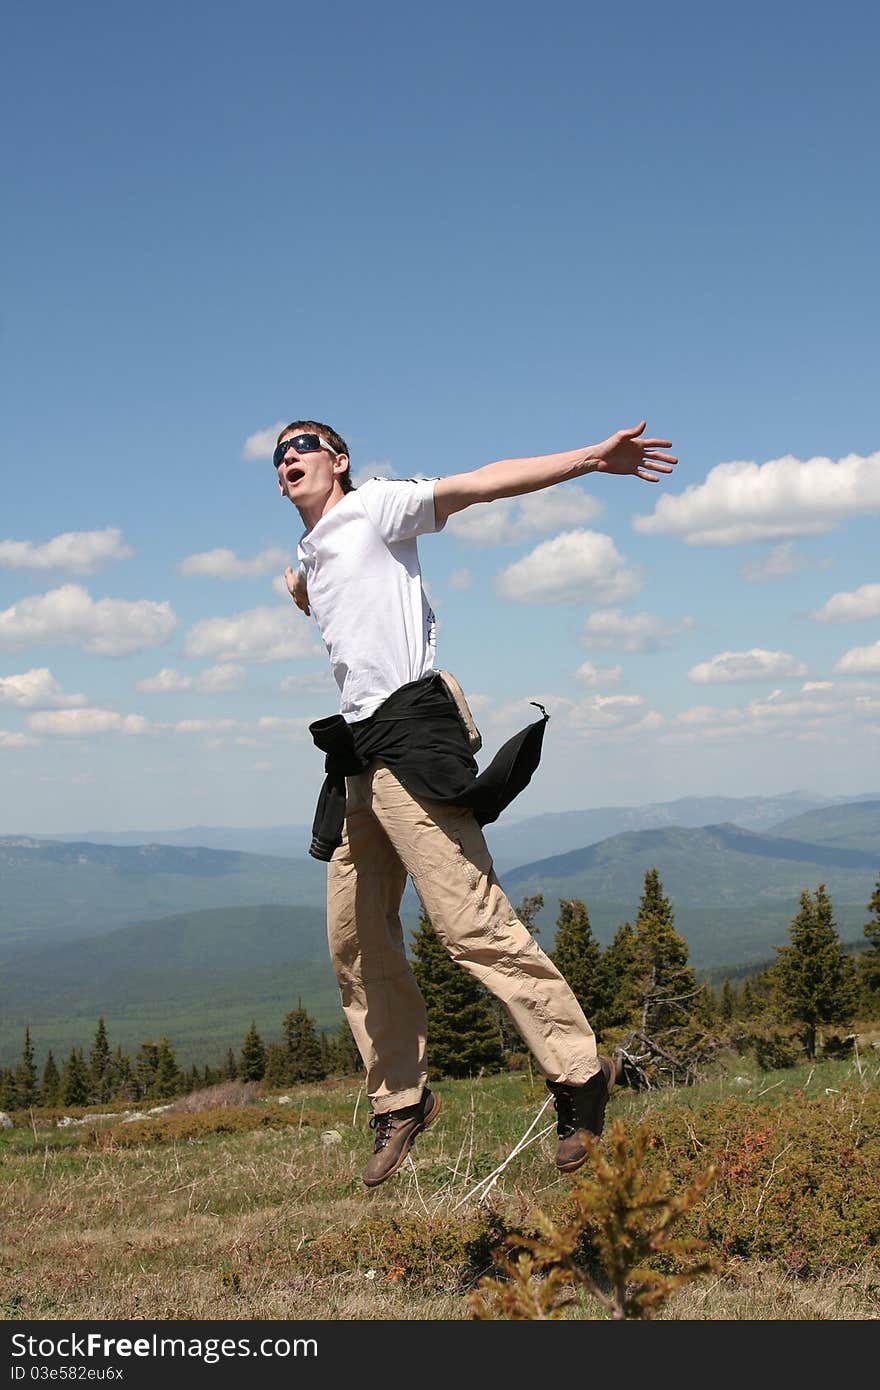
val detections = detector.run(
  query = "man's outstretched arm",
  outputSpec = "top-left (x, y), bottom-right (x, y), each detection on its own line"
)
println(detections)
top-left (433, 421), bottom-right (677, 526)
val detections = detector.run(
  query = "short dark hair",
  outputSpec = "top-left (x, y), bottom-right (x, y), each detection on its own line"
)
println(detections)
top-left (277, 419), bottom-right (354, 493)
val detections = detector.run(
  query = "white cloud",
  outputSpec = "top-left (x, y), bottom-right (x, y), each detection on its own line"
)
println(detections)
top-left (802, 680), bottom-right (834, 691)
top-left (136, 667), bottom-right (192, 694)
top-left (0, 586), bottom-right (176, 656)
top-left (352, 460), bottom-right (397, 486)
top-left (688, 649), bottom-right (808, 684)
top-left (811, 583), bottom-right (880, 623)
top-left (580, 609), bottom-right (694, 653)
top-left (834, 641), bottom-right (880, 674)
top-left (0, 528), bottom-right (132, 575)
top-left (448, 568), bottom-right (473, 591)
top-left (280, 671), bottom-right (335, 696)
top-left (739, 541), bottom-right (831, 583)
top-left (27, 708), bottom-right (148, 737)
top-left (196, 663), bottom-right (246, 693)
top-left (257, 716), bottom-right (311, 738)
top-left (0, 668), bottom-right (87, 709)
top-left (178, 546), bottom-right (290, 579)
top-left (634, 451), bottom-right (880, 545)
top-left (567, 693), bottom-right (645, 729)
top-left (495, 531), bottom-right (640, 606)
top-left (0, 729), bottom-right (39, 747)
top-left (448, 487), bottom-right (604, 545)
top-left (242, 422), bottom-right (288, 460)
top-left (172, 718), bottom-right (238, 734)
top-left (574, 661), bottom-right (623, 687)
top-left (673, 705), bottom-right (744, 727)
top-left (184, 606), bottom-right (315, 664)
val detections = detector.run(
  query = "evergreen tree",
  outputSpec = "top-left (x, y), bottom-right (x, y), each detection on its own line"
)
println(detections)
top-left (0, 1067), bottom-right (18, 1111)
top-left (633, 868), bottom-right (699, 1039)
top-left (238, 1021), bottom-right (267, 1082)
top-left (134, 1042), bottom-right (160, 1099)
top-left (740, 979), bottom-right (756, 1017)
top-left (89, 1017), bottom-right (112, 1103)
top-left (719, 979), bottom-right (737, 1022)
top-left (774, 884), bottom-right (859, 1059)
top-left (15, 1027), bottom-right (39, 1107)
top-left (550, 899), bottom-right (603, 1023)
top-left (108, 1046), bottom-right (136, 1101)
top-left (223, 1047), bottom-right (238, 1080)
top-left (411, 911), bottom-right (504, 1078)
top-left (202, 1064), bottom-right (218, 1088)
top-left (152, 1038), bottom-right (182, 1099)
top-left (326, 1017), bottom-right (363, 1076)
top-left (186, 1064), bottom-right (202, 1093)
top-left (276, 1004), bottom-right (326, 1083)
top-left (61, 1047), bottom-right (90, 1106)
top-left (860, 875), bottom-right (880, 1006)
top-left (595, 921), bottom-right (640, 1034)
top-left (41, 1050), bottom-right (61, 1106)
top-left (517, 893), bottom-right (544, 936)
top-left (262, 1043), bottom-right (288, 1089)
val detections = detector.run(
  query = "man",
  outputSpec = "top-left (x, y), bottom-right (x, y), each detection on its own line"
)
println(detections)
top-left (276, 417), bottom-right (677, 1185)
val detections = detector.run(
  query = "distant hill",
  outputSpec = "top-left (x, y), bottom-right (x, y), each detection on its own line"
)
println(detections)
top-left (23, 791), bottom-right (880, 867)
top-left (0, 903), bottom-right (338, 1068)
top-left (502, 822), bottom-right (877, 966)
top-left (0, 838), bottom-right (326, 957)
top-left (770, 801), bottom-right (880, 857)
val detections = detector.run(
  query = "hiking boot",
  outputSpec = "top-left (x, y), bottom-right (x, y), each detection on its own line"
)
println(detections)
top-left (547, 1056), bottom-right (615, 1173)
top-left (362, 1088), bottom-right (442, 1187)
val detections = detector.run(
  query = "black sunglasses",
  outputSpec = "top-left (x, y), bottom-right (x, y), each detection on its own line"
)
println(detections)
top-left (273, 433), bottom-right (337, 469)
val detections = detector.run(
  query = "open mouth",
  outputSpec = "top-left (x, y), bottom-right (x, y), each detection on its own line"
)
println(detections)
top-left (286, 468), bottom-right (305, 484)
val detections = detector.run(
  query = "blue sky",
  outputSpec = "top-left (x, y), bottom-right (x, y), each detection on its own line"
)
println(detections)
top-left (2, 0), bottom-right (879, 832)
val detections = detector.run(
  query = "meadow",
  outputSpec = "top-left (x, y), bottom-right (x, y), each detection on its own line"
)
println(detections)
top-left (2, 1049), bottom-right (878, 1322)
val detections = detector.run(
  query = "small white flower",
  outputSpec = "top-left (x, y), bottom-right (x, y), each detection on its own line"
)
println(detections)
top-left (364, 1269), bottom-right (376, 1281)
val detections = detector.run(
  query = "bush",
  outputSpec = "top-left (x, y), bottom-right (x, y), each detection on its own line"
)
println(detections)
top-left (752, 1029), bottom-right (800, 1071)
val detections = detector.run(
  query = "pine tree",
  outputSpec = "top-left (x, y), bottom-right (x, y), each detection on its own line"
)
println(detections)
top-left (326, 1017), bottom-right (363, 1076)
top-left (41, 1050), bottom-right (61, 1107)
top-left (0, 1067), bottom-right (18, 1111)
top-left (151, 1038), bottom-right (182, 1099)
top-left (186, 1064), bottom-right (201, 1093)
top-left (411, 911), bottom-right (504, 1078)
top-left (262, 1043), bottom-right (288, 1089)
top-left (134, 1042), bottom-right (160, 1099)
top-left (517, 893), bottom-right (544, 936)
top-left (61, 1048), bottom-right (90, 1106)
top-left (550, 899), bottom-right (603, 1023)
top-left (774, 884), bottom-right (859, 1059)
top-left (108, 1046), bottom-right (136, 1101)
top-left (595, 921), bottom-right (640, 1034)
top-left (223, 1048), bottom-right (238, 1080)
top-left (633, 868), bottom-right (699, 1039)
top-left (719, 979), bottom-right (736, 1022)
top-left (860, 875), bottom-right (880, 1005)
top-left (238, 1022), bottom-right (267, 1082)
top-left (15, 1027), bottom-right (39, 1107)
top-left (276, 1004), bottom-right (326, 1083)
top-left (89, 1017), bottom-right (112, 1103)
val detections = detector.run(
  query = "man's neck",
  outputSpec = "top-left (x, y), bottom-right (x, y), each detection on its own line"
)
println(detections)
top-left (297, 485), bottom-right (347, 532)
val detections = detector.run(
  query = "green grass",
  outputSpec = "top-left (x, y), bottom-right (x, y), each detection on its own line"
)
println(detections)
top-left (1, 1052), bottom-right (878, 1321)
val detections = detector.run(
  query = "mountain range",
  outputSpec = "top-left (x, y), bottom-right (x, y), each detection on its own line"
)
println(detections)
top-left (2, 793), bottom-right (876, 1068)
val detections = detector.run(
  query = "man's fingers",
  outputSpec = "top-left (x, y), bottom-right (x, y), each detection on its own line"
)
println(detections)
top-left (625, 420), bottom-right (647, 438)
top-left (640, 438), bottom-right (673, 449)
top-left (643, 451), bottom-right (678, 464)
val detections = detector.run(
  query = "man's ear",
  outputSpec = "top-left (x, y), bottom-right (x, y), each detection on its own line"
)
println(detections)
top-left (334, 453), bottom-right (350, 477)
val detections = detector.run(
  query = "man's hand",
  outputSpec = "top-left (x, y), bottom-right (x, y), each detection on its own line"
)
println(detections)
top-left (587, 421), bottom-right (678, 482)
top-left (284, 565), bottom-right (310, 616)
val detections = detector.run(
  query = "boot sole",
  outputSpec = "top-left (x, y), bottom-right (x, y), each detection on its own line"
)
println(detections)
top-left (363, 1092), bottom-right (442, 1187)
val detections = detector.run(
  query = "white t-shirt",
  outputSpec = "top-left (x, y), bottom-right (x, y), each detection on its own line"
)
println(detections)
top-left (296, 478), bottom-right (446, 722)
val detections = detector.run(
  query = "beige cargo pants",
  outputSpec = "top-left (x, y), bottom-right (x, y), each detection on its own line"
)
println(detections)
top-left (327, 763), bottom-right (599, 1113)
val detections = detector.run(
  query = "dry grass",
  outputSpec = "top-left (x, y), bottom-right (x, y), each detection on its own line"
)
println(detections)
top-left (2, 1059), bottom-right (878, 1321)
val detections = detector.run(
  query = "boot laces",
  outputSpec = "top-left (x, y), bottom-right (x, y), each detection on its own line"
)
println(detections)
top-left (369, 1111), bottom-right (394, 1151)
top-left (551, 1086), bottom-right (577, 1139)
